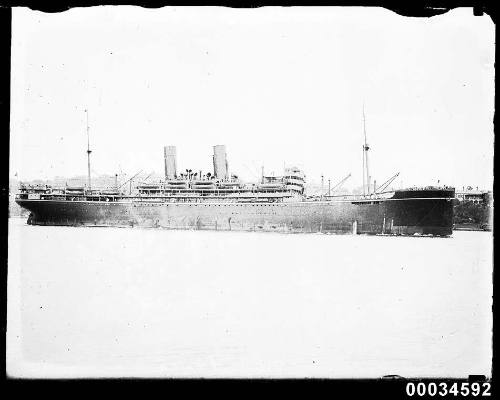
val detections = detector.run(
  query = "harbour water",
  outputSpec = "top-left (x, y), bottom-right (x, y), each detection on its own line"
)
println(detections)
top-left (7, 217), bottom-right (492, 378)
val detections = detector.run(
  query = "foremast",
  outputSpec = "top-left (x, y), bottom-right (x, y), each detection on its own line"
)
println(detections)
top-left (85, 109), bottom-right (92, 192)
top-left (362, 105), bottom-right (371, 196)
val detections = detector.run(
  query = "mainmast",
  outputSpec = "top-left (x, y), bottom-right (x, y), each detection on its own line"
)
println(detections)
top-left (362, 105), bottom-right (370, 196)
top-left (85, 109), bottom-right (92, 191)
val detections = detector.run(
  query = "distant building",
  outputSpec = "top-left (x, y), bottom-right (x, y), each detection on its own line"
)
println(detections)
top-left (455, 188), bottom-right (492, 205)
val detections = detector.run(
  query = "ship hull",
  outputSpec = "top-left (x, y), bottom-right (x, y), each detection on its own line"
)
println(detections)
top-left (16, 193), bottom-right (454, 236)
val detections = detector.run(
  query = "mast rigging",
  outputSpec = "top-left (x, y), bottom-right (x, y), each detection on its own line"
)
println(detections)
top-left (362, 105), bottom-right (370, 196)
top-left (85, 109), bottom-right (92, 192)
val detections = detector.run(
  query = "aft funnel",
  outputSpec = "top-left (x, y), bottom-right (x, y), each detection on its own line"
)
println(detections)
top-left (164, 146), bottom-right (177, 180)
top-left (213, 145), bottom-right (229, 180)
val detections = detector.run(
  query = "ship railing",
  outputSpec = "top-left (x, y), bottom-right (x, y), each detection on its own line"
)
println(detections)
top-left (112, 193), bottom-right (293, 203)
top-left (138, 188), bottom-right (296, 197)
top-left (404, 185), bottom-right (454, 191)
top-left (312, 192), bottom-right (395, 201)
top-left (17, 189), bottom-right (124, 202)
top-left (18, 188), bottom-right (298, 202)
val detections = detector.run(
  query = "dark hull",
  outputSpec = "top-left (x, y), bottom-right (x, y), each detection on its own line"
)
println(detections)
top-left (16, 190), bottom-right (454, 236)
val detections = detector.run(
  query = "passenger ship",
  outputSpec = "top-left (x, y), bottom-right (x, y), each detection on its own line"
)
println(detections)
top-left (16, 143), bottom-right (455, 236)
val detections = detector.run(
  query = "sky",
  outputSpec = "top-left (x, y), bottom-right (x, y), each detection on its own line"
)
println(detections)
top-left (10, 6), bottom-right (495, 190)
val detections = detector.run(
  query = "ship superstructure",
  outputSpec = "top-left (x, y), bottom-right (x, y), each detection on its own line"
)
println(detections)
top-left (135, 145), bottom-right (306, 203)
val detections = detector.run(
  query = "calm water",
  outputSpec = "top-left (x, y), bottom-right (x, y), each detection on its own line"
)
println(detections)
top-left (7, 217), bottom-right (493, 378)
